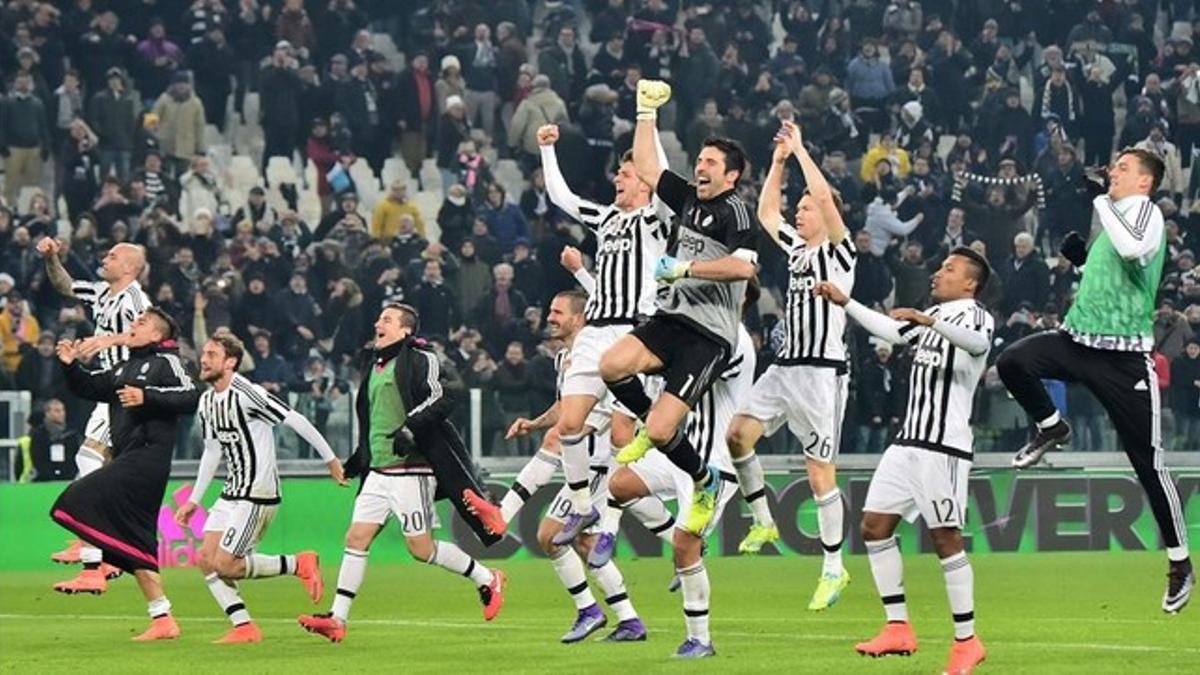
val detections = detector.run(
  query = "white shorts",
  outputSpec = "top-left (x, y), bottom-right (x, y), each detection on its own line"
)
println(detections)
top-left (739, 364), bottom-right (847, 464)
top-left (630, 450), bottom-right (738, 539)
top-left (351, 471), bottom-right (440, 537)
top-left (84, 403), bottom-right (111, 448)
top-left (204, 498), bottom-right (279, 557)
top-left (562, 324), bottom-right (633, 399)
top-left (863, 445), bottom-right (972, 529)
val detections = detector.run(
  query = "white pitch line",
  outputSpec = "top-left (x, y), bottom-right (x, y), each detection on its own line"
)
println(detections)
top-left (0, 614), bottom-right (1195, 655)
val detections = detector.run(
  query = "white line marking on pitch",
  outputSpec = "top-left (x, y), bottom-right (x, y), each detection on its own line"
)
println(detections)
top-left (0, 613), bottom-right (1194, 654)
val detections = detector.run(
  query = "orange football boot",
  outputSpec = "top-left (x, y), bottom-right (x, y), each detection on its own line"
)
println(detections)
top-left (855, 621), bottom-right (918, 657)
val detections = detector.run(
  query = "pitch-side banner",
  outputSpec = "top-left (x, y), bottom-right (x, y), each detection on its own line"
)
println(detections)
top-left (3, 470), bottom-right (1199, 571)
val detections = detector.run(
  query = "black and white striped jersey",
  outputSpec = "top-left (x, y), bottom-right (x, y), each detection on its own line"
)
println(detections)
top-left (71, 280), bottom-right (152, 371)
top-left (773, 219), bottom-right (856, 369)
top-left (894, 300), bottom-right (994, 459)
top-left (198, 374), bottom-right (292, 503)
top-left (573, 201), bottom-right (671, 323)
top-left (684, 324), bottom-right (755, 470)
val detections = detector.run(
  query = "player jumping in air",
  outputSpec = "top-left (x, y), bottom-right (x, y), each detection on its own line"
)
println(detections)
top-left (175, 330), bottom-right (346, 644)
top-left (299, 304), bottom-right (505, 642)
top-left (816, 248), bottom-right (993, 674)
top-left (726, 121), bottom-right (855, 611)
top-left (599, 79), bottom-right (760, 535)
top-left (997, 148), bottom-right (1193, 613)
top-left (36, 238), bottom-right (151, 589)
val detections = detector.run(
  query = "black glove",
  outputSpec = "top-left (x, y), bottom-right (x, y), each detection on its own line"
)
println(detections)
top-left (392, 426), bottom-right (417, 455)
top-left (1081, 167), bottom-right (1108, 199)
top-left (1060, 231), bottom-right (1088, 267)
top-left (343, 445), bottom-right (369, 479)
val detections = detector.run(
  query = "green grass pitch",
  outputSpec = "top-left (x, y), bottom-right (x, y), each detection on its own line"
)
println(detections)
top-left (0, 552), bottom-right (1195, 673)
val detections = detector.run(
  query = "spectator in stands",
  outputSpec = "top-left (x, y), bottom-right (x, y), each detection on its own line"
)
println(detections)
top-left (508, 74), bottom-right (568, 175)
top-left (189, 25), bottom-right (235, 133)
top-left (437, 95), bottom-right (471, 192)
top-left (389, 215), bottom-right (429, 271)
top-left (954, 178), bottom-right (1039, 266)
top-left (2, 73), bottom-right (51, 206)
top-left (1135, 121), bottom-right (1185, 200)
top-left (78, 11), bottom-right (132, 94)
top-left (864, 186), bottom-right (923, 256)
top-left (1171, 340), bottom-right (1200, 450)
top-left (16, 331), bottom-right (68, 408)
top-left (999, 232), bottom-right (1050, 315)
top-left (61, 120), bottom-right (101, 221)
top-left (459, 23), bottom-right (499, 138)
top-left (26, 399), bottom-right (82, 482)
top-left (474, 262), bottom-right (528, 356)
top-left (396, 53), bottom-right (435, 179)
top-left (315, 191), bottom-right (361, 241)
top-left (372, 180), bottom-right (426, 241)
top-left (494, 340), bottom-right (533, 456)
top-left (259, 41), bottom-right (304, 174)
top-left (0, 292), bottom-right (39, 375)
top-left (857, 339), bottom-right (899, 455)
top-left (509, 238), bottom-right (544, 307)
top-left (435, 54), bottom-right (466, 114)
top-left (456, 239), bottom-right (493, 318)
top-left (685, 99), bottom-right (725, 164)
top-left (436, 183), bottom-right (474, 253)
top-left (338, 59), bottom-right (384, 172)
top-left (538, 24), bottom-right (586, 111)
top-left (1079, 63), bottom-right (1120, 167)
top-left (290, 356), bottom-right (346, 436)
top-left (412, 259), bottom-right (458, 340)
top-left (88, 68), bottom-right (138, 182)
top-left (321, 277), bottom-right (366, 364)
top-left (275, 271), bottom-right (322, 364)
top-left (480, 183), bottom-right (529, 255)
top-left (888, 240), bottom-right (932, 308)
top-left (675, 25), bottom-right (719, 130)
top-left (134, 18), bottom-right (183, 101)
top-left (52, 70), bottom-right (85, 150)
top-left (248, 331), bottom-right (287, 393)
top-left (151, 71), bottom-right (207, 178)
top-left (177, 156), bottom-right (223, 230)
top-left (845, 39), bottom-right (894, 133)
top-left (1155, 300), bottom-right (1194, 361)
top-left (276, 0), bottom-right (315, 57)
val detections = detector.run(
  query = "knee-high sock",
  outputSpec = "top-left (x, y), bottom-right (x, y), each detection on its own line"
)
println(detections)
top-left (625, 496), bottom-right (676, 544)
top-left (866, 536), bottom-right (907, 622)
top-left (331, 548), bottom-right (368, 623)
top-left (661, 427), bottom-right (707, 482)
top-left (500, 449), bottom-right (560, 523)
top-left (940, 551), bottom-right (975, 640)
top-left (550, 546), bottom-right (596, 610)
top-left (245, 553), bottom-right (296, 578)
top-left (560, 433), bottom-right (593, 514)
top-left (606, 376), bottom-right (651, 421)
top-left (76, 447), bottom-right (106, 565)
top-left (815, 489), bottom-right (844, 575)
top-left (428, 540), bottom-right (493, 586)
top-left (206, 572), bottom-right (251, 626)
top-left (591, 561), bottom-right (637, 621)
top-left (733, 452), bottom-right (772, 527)
top-left (677, 561), bottom-right (710, 643)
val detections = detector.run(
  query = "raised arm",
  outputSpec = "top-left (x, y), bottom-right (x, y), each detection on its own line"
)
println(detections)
top-left (538, 125), bottom-right (588, 221)
top-left (780, 121), bottom-right (846, 244)
top-left (36, 238), bottom-right (76, 297)
top-left (757, 135), bottom-right (790, 251)
top-left (813, 282), bottom-right (911, 344)
top-left (890, 306), bottom-right (992, 356)
top-left (1093, 195), bottom-right (1164, 265)
top-left (560, 246), bottom-right (595, 296)
top-left (632, 80), bottom-right (673, 191)
top-left (142, 354), bottom-right (201, 413)
top-left (61, 342), bottom-right (118, 403)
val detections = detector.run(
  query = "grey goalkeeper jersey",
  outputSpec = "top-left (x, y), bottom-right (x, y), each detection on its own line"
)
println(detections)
top-left (654, 170), bottom-right (761, 348)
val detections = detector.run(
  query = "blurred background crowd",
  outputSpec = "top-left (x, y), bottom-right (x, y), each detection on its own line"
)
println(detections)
top-left (5, 0), bottom-right (1200, 475)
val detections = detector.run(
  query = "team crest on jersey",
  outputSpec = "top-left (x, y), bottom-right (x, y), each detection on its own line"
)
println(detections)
top-left (115, 366), bottom-right (124, 377)
top-left (692, 211), bottom-right (714, 230)
top-left (140, 363), bottom-right (150, 374)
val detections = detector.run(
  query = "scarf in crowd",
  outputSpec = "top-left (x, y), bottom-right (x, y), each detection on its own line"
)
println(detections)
top-left (952, 171), bottom-right (1046, 209)
top-left (1040, 79), bottom-right (1076, 122)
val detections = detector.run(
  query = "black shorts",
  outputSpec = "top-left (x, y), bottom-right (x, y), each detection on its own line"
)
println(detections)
top-left (630, 314), bottom-right (729, 408)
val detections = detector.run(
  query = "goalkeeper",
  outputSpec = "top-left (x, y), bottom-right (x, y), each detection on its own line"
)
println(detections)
top-left (997, 148), bottom-right (1193, 614)
top-left (596, 79), bottom-right (760, 535)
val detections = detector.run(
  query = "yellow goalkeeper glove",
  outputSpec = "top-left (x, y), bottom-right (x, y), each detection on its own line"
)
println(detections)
top-left (637, 79), bottom-right (672, 120)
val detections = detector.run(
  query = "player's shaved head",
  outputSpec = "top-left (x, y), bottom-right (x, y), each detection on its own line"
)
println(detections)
top-left (102, 243), bottom-right (147, 283)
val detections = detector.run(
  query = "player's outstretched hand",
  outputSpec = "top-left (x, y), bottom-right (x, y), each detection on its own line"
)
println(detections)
top-left (561, 245), bottom-right (584, 273)
top-left (890, 308), bottom-right (934, 326)
top-left (327, 459), bottom-right (348, 486)
top-left (55, 339), bottom-right (79, 365)
top-left (36, 237), bottom-right (63, 259)
top-left (636, 79), bottom-right (672, 117)
top-left (507, 417), bottom-right (535, 439)
top-left (813, 281), bottom-right (848, 306)
top-left (537, 124), bottom-right (559, 146)
top-left (77, 334), bottom-right (121, 360)
top-left (778, 120), bottom-right (805, 156)
top-left (175, 501), bottom-right (197, 527)
top-left (117, 385), bottom-right (145, 408)
top-left (654, 255), bottom-right (692, 283)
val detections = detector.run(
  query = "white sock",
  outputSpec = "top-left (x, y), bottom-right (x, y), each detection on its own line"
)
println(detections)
top-left (866, 536), bottom-right (907, 622)
top-left (428, 541), bottom-right (493, 586)
top-left (678, 561), bottom-right (710, 643)
top-left (1038, 411), bottom-right (1062, 429)
top-left (626, 497), bottom-right (675, 544)
top-left (147, 595), bottom-right (172, 619)
top-left (206, 572), bottom-right (251, 626)
top-left (246, 553), bottom-right (296, 578)
top-left (331, 547), bottom-right (368, 623)
top-left (591, 561), bottom-right (637, 621)
top-left (75, 446), bottom-right (104, 477)
top-left (733, 452), bottom-right (773, 527)
top-left (815, 489), bottom-right (845, 575)
top-left (500, 449), bottom-right (560, 523)
top-left (940, 551), bottom-right (975, 640)
top-left (560, 433), bottom-right (593, 514)
top-left (550, 546), bottom-right (596, 610)
top-left (599, 498), bottom-right (624, 535)
top-left (80, 545), bottom-right (102, 565)
top-left (1168, 545), bottom-right (1190, 562)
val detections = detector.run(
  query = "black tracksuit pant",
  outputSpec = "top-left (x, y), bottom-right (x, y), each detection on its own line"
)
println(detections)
top-left (997, 330), bottom-right (1188, 552)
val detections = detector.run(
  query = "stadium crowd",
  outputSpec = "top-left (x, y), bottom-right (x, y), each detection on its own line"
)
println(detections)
top-left (5, 0), bottom-right (1200, 473)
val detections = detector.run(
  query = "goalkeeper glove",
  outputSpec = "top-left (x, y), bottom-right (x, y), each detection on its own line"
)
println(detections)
top-left (1060, 231), bottom-right (1088, 267)
top-left (636, 79), bottom-right (672, 120)
top-left (392, 426), bottom-right (417, 455)
top-left (1081, 167), bottom-right (1108, 199)
top-left (654, 255), bottom-right (692, 282)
